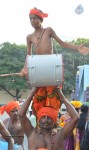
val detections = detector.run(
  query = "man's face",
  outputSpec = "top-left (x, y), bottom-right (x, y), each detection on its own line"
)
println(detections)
top-left (29, 14), bottom-right (42, 28)
top-left (9, 108), bottom-right (19, 119)
top-left (39, 116), bottom-right (54, 130)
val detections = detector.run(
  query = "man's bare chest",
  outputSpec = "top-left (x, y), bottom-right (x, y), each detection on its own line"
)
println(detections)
top-left (29, 129), bottom-right (64, 150)
top-left (8, 122), bottom-right (22, 135)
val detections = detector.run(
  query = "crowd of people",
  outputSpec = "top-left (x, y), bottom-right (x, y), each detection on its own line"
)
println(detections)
top-left (0, 7), bottom-right (89, 150)
top-left (59, 101), bottom-right (89, 150)
top-left (19, 88), bottom-right (79, 150)
top-left (0, 91), bottom-right (89, 150)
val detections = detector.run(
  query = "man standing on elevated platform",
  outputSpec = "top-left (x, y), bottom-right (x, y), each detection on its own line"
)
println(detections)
top-left (20, 7), bottom-right (89, 115)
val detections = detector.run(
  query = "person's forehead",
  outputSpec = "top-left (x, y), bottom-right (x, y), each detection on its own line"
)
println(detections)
top-left (41, 116), bottom-right (52, 119)
top-left (10, 108), bottom-right (18, 112)
top-left (29, 14), bottom-right (38, 18)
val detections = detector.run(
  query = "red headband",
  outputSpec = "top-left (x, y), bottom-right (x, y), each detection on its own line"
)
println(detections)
top-left (0, 101), bottom-right (20, 115)
top-left (37, 107), bottom-right (58, 123)
top-left (29, 8), bottom-right (48, 19)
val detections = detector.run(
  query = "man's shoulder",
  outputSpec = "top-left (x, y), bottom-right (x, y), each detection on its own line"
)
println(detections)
top-left (44, 27), bottom-right (55, 36)
top-left (26, 33), bottom-right (34, 40)
top-left (44, 27), bottom-right (53, 31)
top-left (3, 118), bottom-right (10, 124)
top-left (45, 27), bottom-right (52, 29)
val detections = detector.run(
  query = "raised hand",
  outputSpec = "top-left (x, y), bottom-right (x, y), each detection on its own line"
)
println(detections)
top-left (78, 44), bottom-right (89, 55)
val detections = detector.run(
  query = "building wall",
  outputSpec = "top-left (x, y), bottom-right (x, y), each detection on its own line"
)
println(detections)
top-left (0, 89), bottom-right (31, 104)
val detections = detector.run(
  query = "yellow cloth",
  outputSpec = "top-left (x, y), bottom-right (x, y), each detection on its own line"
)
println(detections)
top-left (73, 128), bottom-right (80, 150)
top-left (59, 115), bottom-right (67, 127)
top-left (70, 101), bottom-right (82, 108)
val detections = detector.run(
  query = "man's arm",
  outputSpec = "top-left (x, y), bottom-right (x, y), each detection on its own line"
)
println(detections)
top-left (50, 27), bottom-right (89, 55)
top-left (19, 88), bottom-right (37, 137)
top-left (58, 90), bottom-right (79, 139)
top-left (19, 56), bottom-right (28, 76)
top-left (20, 34), bottom-right (32, 76)
top-left (0, 121), bottom-right (14, 150)
top-left (26, 34), bottom-right (32, 55)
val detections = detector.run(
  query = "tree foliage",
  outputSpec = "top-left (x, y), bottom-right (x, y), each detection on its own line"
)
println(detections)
top-left (0, 42), bottom-right (27, 99)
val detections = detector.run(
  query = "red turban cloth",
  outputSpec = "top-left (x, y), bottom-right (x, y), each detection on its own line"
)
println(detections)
top-left (0, 101), bottom-right (20, 115)
top-left (29, 8), bottom-right (48, 20)
top-left (37, 107), bottom-right (58, 123)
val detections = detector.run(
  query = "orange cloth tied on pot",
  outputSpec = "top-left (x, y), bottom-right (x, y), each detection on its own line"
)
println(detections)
top-left (29, 8), bottom-right (48, 19)
top-left (32, 87), bottom-right (62, 116)
top-left (0, 101), bottom-right (20, 115)
top-left (37, 107), bottom-right (58, 123)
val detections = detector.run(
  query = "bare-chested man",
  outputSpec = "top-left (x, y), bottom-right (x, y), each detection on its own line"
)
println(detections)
top-left (0, 120), bottom-right (14, 150)
top-left (19, 88), bottom-right (79, 150)
top-left (0, 101), bottom-right (24, 149)
top-left (21, 7), bottom-right (89, 76)
top-left (20, 7), bottom-right (89, 116)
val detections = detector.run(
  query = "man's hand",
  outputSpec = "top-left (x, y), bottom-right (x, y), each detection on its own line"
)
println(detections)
top-left (78, 44), bottom-right (89, 55)
top-left (57, 89), bottom-right (66, 101)
top-left (19, 68), bottom-right (28, 77)
top-left (31, 87), bottom-right (38, 94)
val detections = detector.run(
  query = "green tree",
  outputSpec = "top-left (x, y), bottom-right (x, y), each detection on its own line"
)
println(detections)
top-left (0, 42), bottom-right (27, 100)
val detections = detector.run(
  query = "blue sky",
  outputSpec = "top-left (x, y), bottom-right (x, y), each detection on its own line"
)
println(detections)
top-left (0, 0), bottom-right (89, 45)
